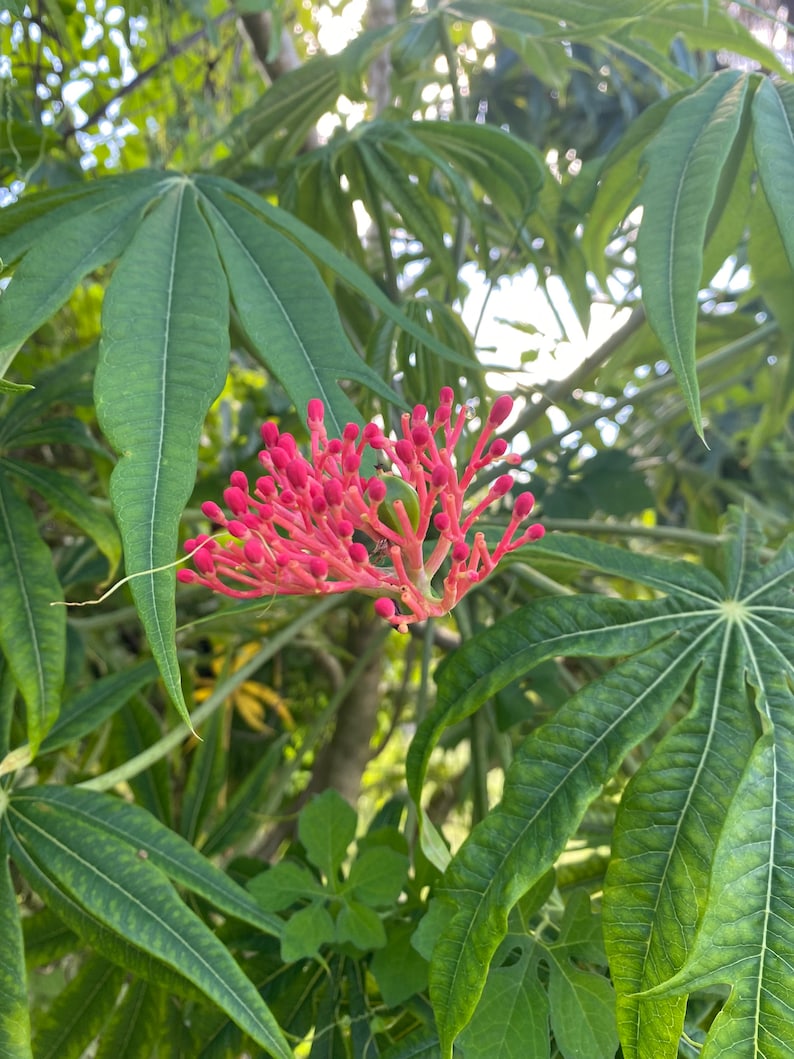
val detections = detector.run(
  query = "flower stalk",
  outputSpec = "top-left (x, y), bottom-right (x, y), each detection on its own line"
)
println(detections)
top-left (178, 388), bottom-right (544, 632)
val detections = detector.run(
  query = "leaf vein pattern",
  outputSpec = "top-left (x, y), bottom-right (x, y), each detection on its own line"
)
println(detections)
top-left (0, 481), bottom-right (45, 706)
top-left (5, 808), bottom-right (268, 1032)
top-left (447, 623), bottom-right (715, 982)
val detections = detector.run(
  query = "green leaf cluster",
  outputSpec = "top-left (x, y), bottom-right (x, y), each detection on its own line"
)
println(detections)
top-left (406, 511), bottom-right (794, 1056)
top-left (249, 789), bottom-right (410, 961)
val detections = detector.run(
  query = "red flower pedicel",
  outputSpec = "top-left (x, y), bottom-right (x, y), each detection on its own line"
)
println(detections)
top-left (178, 389), bottom-right (544, 632)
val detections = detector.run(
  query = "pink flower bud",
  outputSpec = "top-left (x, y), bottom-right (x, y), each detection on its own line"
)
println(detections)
top-left (343, 423), bottom-right (360, 442)
top-left (343, 453), bottom-right (361, 473)
top-left (227, 520), bottom-right (248, 538)
top-left (514, 492), bottom-right (535, 518)
top-left (286, 459), bottom-right (309, 489)
top-left (311, 495), bottom-right (327, 514)
top-left (493, 474), bottom-right (514, 497)
top-left (337, 519), bottom-right (354, 537)
top-left (261, 422), bottom-right (280, 446)
top-left (328, 438), bottom-right (342, 455)
top-left (412, 404), bottom-right (428, 423)
top-left (439, 386), bottom-right (454, 405)
top-left (324, 480), bottom-right (343, 506)
top-left (307, 399), bottom-right (324, 425)
top-left (395, 439), bottom-right (413, 463)
top-left (256, 476), bottom-right (276, 497)
top-left (223, 487), bottom-right (249, 516)
top-left (230, 470), bottom-right (248, 490)
top-left (411, 424), bottom-right (431, 446)
top-left (368, 477), bottom-right (387, 502)
top-left (177, 569), bottom-right (196, 583)
top-left (527, 524), bottom-right (545, 540)
top-left (349, 542), bottom-right (368, 564)
top-left (487, 395), bottom-right (513, 427)
top-left (270, 446), bottom-right (290, 470)
top-left (244, 538), bottom-right (265, 564)
top-left (279, 434), bottom-right (297, 458)
top-left (452, 541), bottom-right (470, 562)
top-left (194, 547), bottom-right (215, 574)
top-left (434, 512), bottom-right (451, 531)
top-left (310, 557), bottom-right (329, 579)
top-left (488, 439), bottom-right (508, 459)
top-left (431, 464), bottom-right (449, 489)
top-left (201, 501), bottom-right (224, 522)
top-left (374, 598), bottom-right (396, 618)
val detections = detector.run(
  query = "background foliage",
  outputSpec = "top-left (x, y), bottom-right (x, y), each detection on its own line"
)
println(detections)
top-left (1, 0), bottom-right (794, 1056)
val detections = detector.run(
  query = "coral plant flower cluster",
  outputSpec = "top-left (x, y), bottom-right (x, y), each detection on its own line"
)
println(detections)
top-left (178, 388), bottom-right (544, 632)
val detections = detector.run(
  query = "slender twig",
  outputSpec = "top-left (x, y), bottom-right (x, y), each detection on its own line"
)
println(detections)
top-left (525, 320), bottom-right (779, 458)
top-left (77, 595), bottom-right (342, 793)
top-left (62, 9), bottom-right (236, 140)
top-left (515, 306), bottom-right (646, 435)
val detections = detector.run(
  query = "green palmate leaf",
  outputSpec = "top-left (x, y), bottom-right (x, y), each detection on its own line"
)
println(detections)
top-left (195, 174), bottom-right (460, 375)
top-left (2, 662), bottom-right (159, 797)
top-left (281, 902), bottom-right (336, 963)
top-left (752, 79), bottom-right (794, 274)
top-left (646, 734), bottom-right (794, 1055)
top-left (0, 345), bottom-right (98, 447)
top-left (22, 907), bottom-right (77, 969)
top-left (32, 956), bottom-right (125, 1059)
top-left (197, 181), bottom-right (396, 435)
top-left (201, 733), bottom-right (288, 858)
top-left (38, 659), bottom-right (160, 756)
top-left (409, 121), bottom-right (545, 224)
top-left (431, 633), bottom-right (705, 1055)
top-left (458, 943), bottom-right (550, 1059)
top-left (603, 633), bottom-right (757, 1059)
top-left (357, 138), bottom-right (456, 286)
top-left (8, 834), bottom-right (201, 999)
top-left (180, 706), bottom-right (225, 845)
top-left (637, 70), bottom-right (750, 439)
top-left (94, 980), bottom-right (165, 1059)
top-left (18, 786), bottom-right (283, 937)
top-left (580, 92), bottom-right (681, 285)
top-left (212, 56), bottom-right (340, 171)
top-left (641, 628), bottom-right (794, 1058)
top-left (0, 186), bottom-right (157, 376)
top-left (111, 698), bottom-right (173, 826)
top-left (406, 594), bottom-right (689, 807)
top-left (249, 861), bottom-right (326, 911)
top-left (335, 899), bottom-right (386, 950)
top-left (0, 172), bottom-right (164, 269)
top-left (548, 959), bottom-right (618, 1059)
top-left (0, 471), bottom-right (65, 754)
top-left (5, 792), bottom-right (292, 1059)
top-left (370, 922), bottom-right (429, 1007)
top-left (344, 847), bottom-right (409, 907)
top-left (422, 511), bottom-right (794, 1056)
top-left (2, 458), bottom-right (121, 573)
top-left (0, 832), bottom-right (32, 1059)
top-left (95, 179), bottom-right (229, 726)
top-left (299, 789), bottom-right (358, 883)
